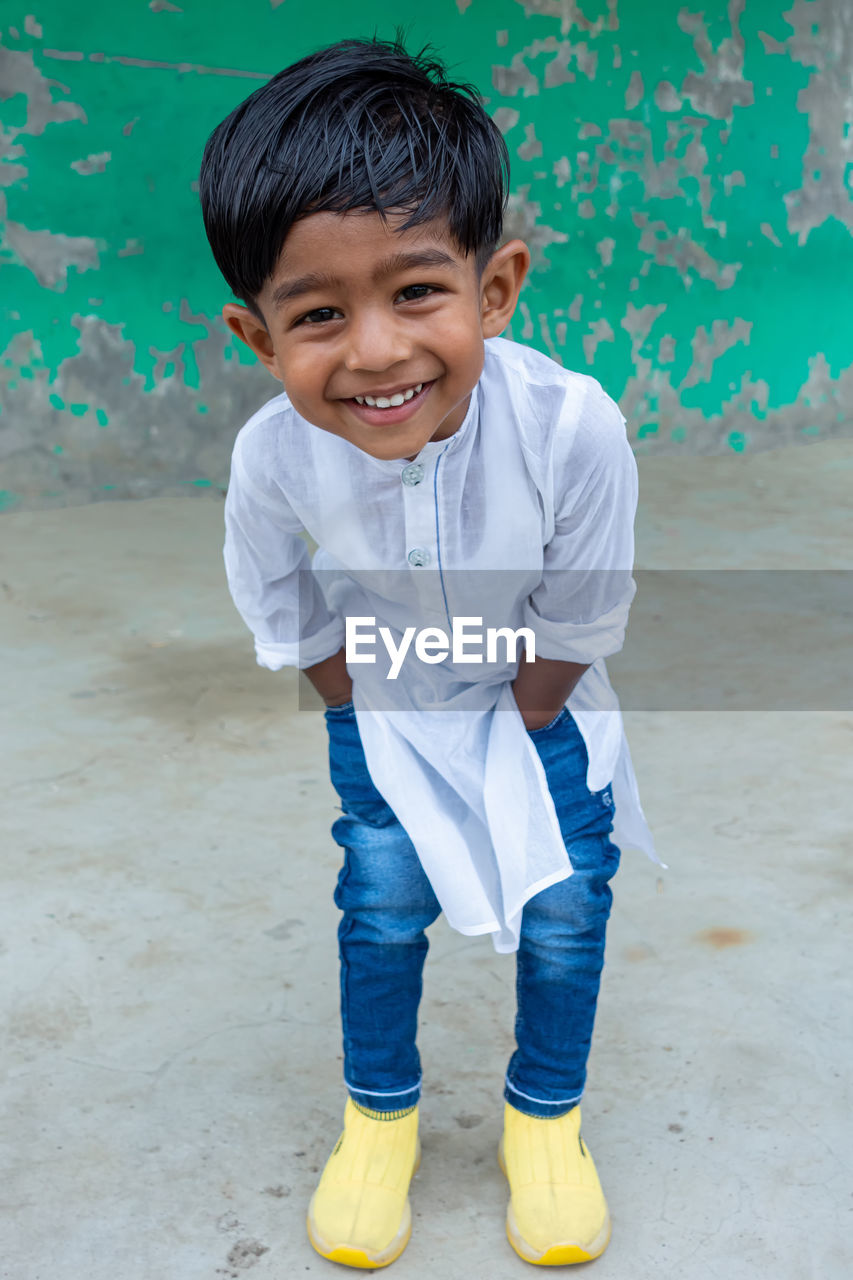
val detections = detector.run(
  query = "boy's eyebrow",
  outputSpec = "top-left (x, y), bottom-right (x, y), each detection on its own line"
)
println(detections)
top-left (270, 249), bottom-right (460, 311)
top-left (376, 249), bottom-right (460, 279)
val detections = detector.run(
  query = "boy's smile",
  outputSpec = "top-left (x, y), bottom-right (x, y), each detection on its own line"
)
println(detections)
top-left (223, 211), bottom-right (529, 461)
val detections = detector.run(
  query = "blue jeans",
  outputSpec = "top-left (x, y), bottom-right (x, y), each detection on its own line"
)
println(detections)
top-left (325, 700), bottom-right (620, 1119)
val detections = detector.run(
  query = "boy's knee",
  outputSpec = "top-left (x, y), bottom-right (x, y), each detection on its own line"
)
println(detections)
top-left (561, 830), bottom-right (621, 877)
top-left (333, 820), bottom-right (441, 934)
top-left (344, 902), bottom-right (441, 947)
top-left (337, 891), bottom-right (441, 946)
top-left (332, 794), bottom-right (399, 829)
top-left (522, 857), bottom-right (617, 940)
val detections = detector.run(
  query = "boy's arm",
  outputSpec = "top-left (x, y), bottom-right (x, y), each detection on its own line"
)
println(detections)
top-left (518, 383), bottom-right (638, 723)
top-left (224, 442), bottom-right (345, 676)
top-left (304, 646), bottom-right (353, 706)
top-left (511, 656), bottom-right (591, 731)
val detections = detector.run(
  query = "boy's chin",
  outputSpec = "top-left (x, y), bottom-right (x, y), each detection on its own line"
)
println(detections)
top-left (336, 421), bottom-right (438, 462)
top-left (355, 439), bottom-right (426, 462)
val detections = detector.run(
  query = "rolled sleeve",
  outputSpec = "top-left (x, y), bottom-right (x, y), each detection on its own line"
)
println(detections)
top-left (522, 383), bottom-right (638, 663)
top-left (223, 448), bottom-right (344, 671)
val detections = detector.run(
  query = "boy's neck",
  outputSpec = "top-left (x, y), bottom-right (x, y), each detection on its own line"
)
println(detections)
top-left (400, 390), bottom-right (471, 461)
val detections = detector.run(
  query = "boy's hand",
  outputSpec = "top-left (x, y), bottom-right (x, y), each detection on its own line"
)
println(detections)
top-left (511, 655), bottom-right (592, 732)
top-left (304, 648), bottom-right (592, 722)
top-left (304, 647), bottom-right (353, 706)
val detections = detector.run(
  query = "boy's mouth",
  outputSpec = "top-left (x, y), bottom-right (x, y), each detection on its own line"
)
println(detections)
top-left (343, 380), bottom-right (433, 426)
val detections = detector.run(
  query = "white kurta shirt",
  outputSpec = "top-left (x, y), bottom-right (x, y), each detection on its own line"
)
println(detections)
top-left (224, 336), bottom-right (661, 952)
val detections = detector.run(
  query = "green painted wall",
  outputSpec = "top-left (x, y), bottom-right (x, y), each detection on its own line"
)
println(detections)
top-left (1, 0), bottom-right (851, 510)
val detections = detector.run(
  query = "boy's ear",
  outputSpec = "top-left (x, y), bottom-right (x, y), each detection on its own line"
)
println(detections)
top-left (479, 239), bottom-right (531, 338)
top-left (222, 303), bottom-right (282, 379)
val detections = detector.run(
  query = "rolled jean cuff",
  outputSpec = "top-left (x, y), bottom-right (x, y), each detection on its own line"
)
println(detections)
top-left (345, 1077), bottom-right (421, 1113)
top-left (504, 1076), bottom-right (582, 1119)
top-left (324, 699), bottom-right (355, 719)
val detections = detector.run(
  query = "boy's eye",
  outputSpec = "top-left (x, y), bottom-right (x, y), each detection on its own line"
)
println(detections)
top-left (297, 307), bottom-right (340, 325)
top-left (397, 284), bottom-right (436, 302)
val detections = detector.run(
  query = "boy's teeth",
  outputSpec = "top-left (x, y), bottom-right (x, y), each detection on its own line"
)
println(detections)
top-left (355, 383), bottom-right (425, 408)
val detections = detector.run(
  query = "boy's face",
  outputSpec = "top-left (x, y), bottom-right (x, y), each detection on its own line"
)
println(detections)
top-left (223, 211), bottom-right (529, 461)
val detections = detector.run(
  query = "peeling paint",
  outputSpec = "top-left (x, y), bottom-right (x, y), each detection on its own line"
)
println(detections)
top-left (492, 106), bottom-right (519, 134)
top-left (681, 318), bottom-right (752, 390)
top-left (760, 221), bottom-right (782, 248)
top-left (653, 80), bottom-right (681, 113)
top-left (632, 212), bottom-right (740, 290)
top-left (595, 236), bottom-right (614, 266)
top-left (2, 209), bottom-right (100, 290)
top-left (677, 1), bottom-right (755, 121)
top-left (620, 303), bottom-right (667, 364)
top-left (516, 121), bottom-right (542, 160)
top-left (503, 185), bottom-right (568, 268)
top-left (0, 44), bottom-right (86, 159)
top-left (582, 317), bottom-right (614, 364)
top-left (768, 0), bottom-right (853, 244)
top-left (624, 68), bottom-right (643, 110)
top-left (0, 312), bottom-right (267, 503)
top-left (512, 0), bottom-right (616, 39)
top-left (70, 150), bottom-right (111, 174)
top-left (492, 48), bottom-right (540, 98)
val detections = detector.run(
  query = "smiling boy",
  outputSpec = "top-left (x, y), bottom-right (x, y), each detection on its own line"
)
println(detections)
top-left (200, 36), bottom-right (658, 1269)
top-left (223, 206), bottom-right (521, 461)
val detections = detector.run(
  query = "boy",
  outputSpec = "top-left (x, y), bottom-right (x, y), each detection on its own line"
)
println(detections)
top-left (200, 36), bottom-right (658, 1269)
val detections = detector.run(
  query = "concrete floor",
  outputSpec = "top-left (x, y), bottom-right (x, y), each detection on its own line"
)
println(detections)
top-left (2, 439), bottom-right (852, 1279)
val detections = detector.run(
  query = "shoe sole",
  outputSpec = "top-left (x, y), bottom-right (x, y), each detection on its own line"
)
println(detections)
top-left (498, 1136), bottom-right (612, 1266)
top-left (305, 1141), bottom-right (421, 1270)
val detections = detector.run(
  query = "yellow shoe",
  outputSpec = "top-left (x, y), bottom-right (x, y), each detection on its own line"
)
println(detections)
top-left (306, 1099), bottom-right (421, 1269)
top-left (498, 1102), bottom-right (611, 1266)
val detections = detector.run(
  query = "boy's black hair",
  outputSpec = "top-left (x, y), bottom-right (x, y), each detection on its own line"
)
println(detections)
top-left (199, 35), bottom-right (509, 311)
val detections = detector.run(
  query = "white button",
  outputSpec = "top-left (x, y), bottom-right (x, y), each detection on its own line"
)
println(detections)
top-left (401, 462), bottom-right (425, 486)
top-left (407, 547), bottom-right (430, 567)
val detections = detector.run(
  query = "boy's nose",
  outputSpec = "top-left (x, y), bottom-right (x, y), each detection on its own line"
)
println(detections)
top-left (343, 309), bottom-right (412, 373)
